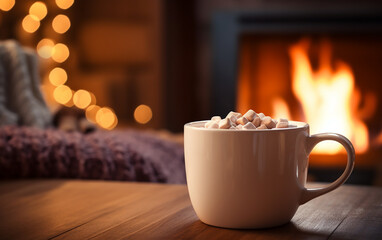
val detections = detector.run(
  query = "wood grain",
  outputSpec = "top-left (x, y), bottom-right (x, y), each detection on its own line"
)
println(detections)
top-left (0, 180), bottom-right (381, 240)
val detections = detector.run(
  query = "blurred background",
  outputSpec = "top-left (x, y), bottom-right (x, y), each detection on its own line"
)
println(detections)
top-left (1, 0), bottom-right (382, 185)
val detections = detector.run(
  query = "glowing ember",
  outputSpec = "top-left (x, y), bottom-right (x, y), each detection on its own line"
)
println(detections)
top-left (288, 39), bottom-right (369, 154)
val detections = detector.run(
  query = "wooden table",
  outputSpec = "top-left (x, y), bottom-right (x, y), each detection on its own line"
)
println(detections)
top-left (0, 180), bottom-right (381, 240)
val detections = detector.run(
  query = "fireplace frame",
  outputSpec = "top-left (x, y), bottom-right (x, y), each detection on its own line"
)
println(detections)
top-left (211, 7), bottom-right (382, 117)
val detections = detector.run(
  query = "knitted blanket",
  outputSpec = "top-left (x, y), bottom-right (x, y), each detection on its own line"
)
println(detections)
top-left (0, 126), bottom-right (186, 184)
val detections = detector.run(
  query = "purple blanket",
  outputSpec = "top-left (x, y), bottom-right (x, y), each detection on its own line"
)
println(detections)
top-left (0, 126), bottom-right (186, 184)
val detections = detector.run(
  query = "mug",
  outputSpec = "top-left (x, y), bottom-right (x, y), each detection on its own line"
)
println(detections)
top-left (184, 120), bottom-right (355, 229)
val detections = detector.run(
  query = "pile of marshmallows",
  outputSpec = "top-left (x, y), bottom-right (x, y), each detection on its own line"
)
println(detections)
top-left (204, 109), bottom-right (294, 130)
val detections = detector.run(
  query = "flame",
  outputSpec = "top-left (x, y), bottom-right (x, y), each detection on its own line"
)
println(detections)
top-left (288, 39), bottom-right (369, 154)
top-left (272, 97), bottom-right (291, 120)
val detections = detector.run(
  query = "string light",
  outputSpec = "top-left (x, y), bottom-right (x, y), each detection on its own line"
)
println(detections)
top-left (63, 92), bottom-right (74, 107)
top-left (36, 38), bottom-right (54, 58)
top-left (134, 104), bottom-right (152, 124)
top-left (53, 85), bottom-right (72, 104)
top-left (96, 107), bottom-right (117, 129)
top-left (85, 105), bottom-right (100, 123)
top-left (0, 0), bottom-right (15, 11)
top-left (52, 14), bottom-right (70, 34)
top-left (22, 15), bottom-right (40, 33)
top-left (73, 89), bottom-right (91, 109)
top-left (55, 0), bottom-right (74, 10)
top-left (49, 67), bottom-right (67, 86)
top-left (89, 92), bottom-right (96, 106)
top-left (51, 43), bottom-right (69, 63)
top-left (29, 2), bottom-right (47, 21)
top-left (2, 0), bottom-right (119, 130)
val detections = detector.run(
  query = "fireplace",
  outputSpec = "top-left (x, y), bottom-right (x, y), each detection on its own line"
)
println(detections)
top-left (211, 6), bottom-right (382, 185)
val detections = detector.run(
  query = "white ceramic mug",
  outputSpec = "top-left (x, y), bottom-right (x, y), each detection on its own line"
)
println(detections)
top-left (184, 120), bottom-right (355, 229)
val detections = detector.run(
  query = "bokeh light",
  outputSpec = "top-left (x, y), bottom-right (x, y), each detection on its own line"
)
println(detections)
top-left (53, 85), bottom-right (72, 104)
top-left (89, 92), bottom-right (96, 106)
top-left (86, 105), bottom-right (100, 123)
top-left (22, 15), bottom-right (40, 33)
top-left (49, 67), bottom-right (67, 86)
top-left (52, 14), bottom-right (70, 34)
top-left (63, 93), bottom-right (74, 107)
top-left (134, 104), bottom-right (152, 124)
top-left (29, 2), bottom-right (47, 20)
top-left (0, 0), bottom-right (15, 11)
top-left (96, 107), bottom-right (117, 129)
top-left (36, 38), bottom-right (54, 58)
top-left (73, 89), bottom-right (91, 109)
top-left (55, 0), bottom-right (74, 10)
top-left (51, 43), bottom-right (69, 63)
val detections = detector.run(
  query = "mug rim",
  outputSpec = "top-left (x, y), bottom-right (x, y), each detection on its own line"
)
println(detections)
top-left (184, 120), bottom-right (308, 132)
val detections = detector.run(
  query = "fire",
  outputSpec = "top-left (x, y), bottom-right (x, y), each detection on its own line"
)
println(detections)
top-left (288, 39), bottom-right (369, 154)
top-left (272, 97), bottom-right (291, 120)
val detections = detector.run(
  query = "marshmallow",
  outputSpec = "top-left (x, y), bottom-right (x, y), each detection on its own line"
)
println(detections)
top-left (258, 113), bottom-right (265, 120)
top-left (276, 118), bottom-right (289, 128)
top-left (226, 111), bottom-right (242, 119)
top-left (219, 118), bottom-right (231, 129)
top-left (227, 114), bottom-right (238, 126)
top-left (252, 116), bottom-right (261, 127)
top-left (243, 109), bottom-right (257, 122)
top-left (204, 110), bottom-right (292, 130)
top-left (276, 121), bottom-right (288, 128)
top-left (257, 124), bottom-right (267, 129)
top-left (262, 116), bottom-right (276, 129)
top-left (243, 122), bottom-right (256, 129)
top-left (205, 121), bottom-right (219, 129)
top-left (211, 116), bottom-right (221, 122)
top-left (237, 116), bottom-right (249, 125)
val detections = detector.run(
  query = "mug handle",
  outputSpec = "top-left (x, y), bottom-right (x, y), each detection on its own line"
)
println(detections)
top-left (300, 133), bottom-right (355, 204)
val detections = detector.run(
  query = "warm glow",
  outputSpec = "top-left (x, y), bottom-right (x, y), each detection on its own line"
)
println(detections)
top-left (29, 2), bottom-right (47, 20)
top-left (49, 67), bottom-right (67, 86)
top-left (272, 97), bottom-right (291, 120)
top-left (52, 43), bottom-right (69, 63)
top-left (73, 89), bottom-right (91, 109)
top-left (89, 92), bottom-right (96, 106)
top-left (53, 85), bottom-right (72, 104)
top-left (134, 104), bottom-right (152, 124)
top-left (96, 107), bottom-right (117, 129)
top-left (0, 0), bottom-right (15, 11)
top-left (86, 105), bottom-right (100, 123)
top-left (22, 15), bottom-right (40, 33)
top-left (37, 38), bottom-right (54, 59)
top-left (55, 0), bottom-right (74, 9)
top-left (52, 14), bottom-right (70, 34)
top-left (289, 39), bottom-right (369, 154)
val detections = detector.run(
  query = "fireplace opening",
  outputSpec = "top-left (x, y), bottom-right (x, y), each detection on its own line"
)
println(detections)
top-left (212, 8), bottom-right (382, 185)
top-left (237, 34), bottom-right (382, 183)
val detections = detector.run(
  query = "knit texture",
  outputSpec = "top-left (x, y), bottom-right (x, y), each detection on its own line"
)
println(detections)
top-left (0, 40), bottom-right (51, 128)
top-left (0, 126), bottom-right (186, 184)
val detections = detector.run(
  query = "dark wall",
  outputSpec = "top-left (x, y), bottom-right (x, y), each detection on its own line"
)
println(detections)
top-left (164, 0), bottom-right (200, 132)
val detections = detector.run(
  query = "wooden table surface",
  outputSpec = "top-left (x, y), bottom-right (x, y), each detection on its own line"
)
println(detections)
top-left (0, 180), bottom-right (381, 240)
